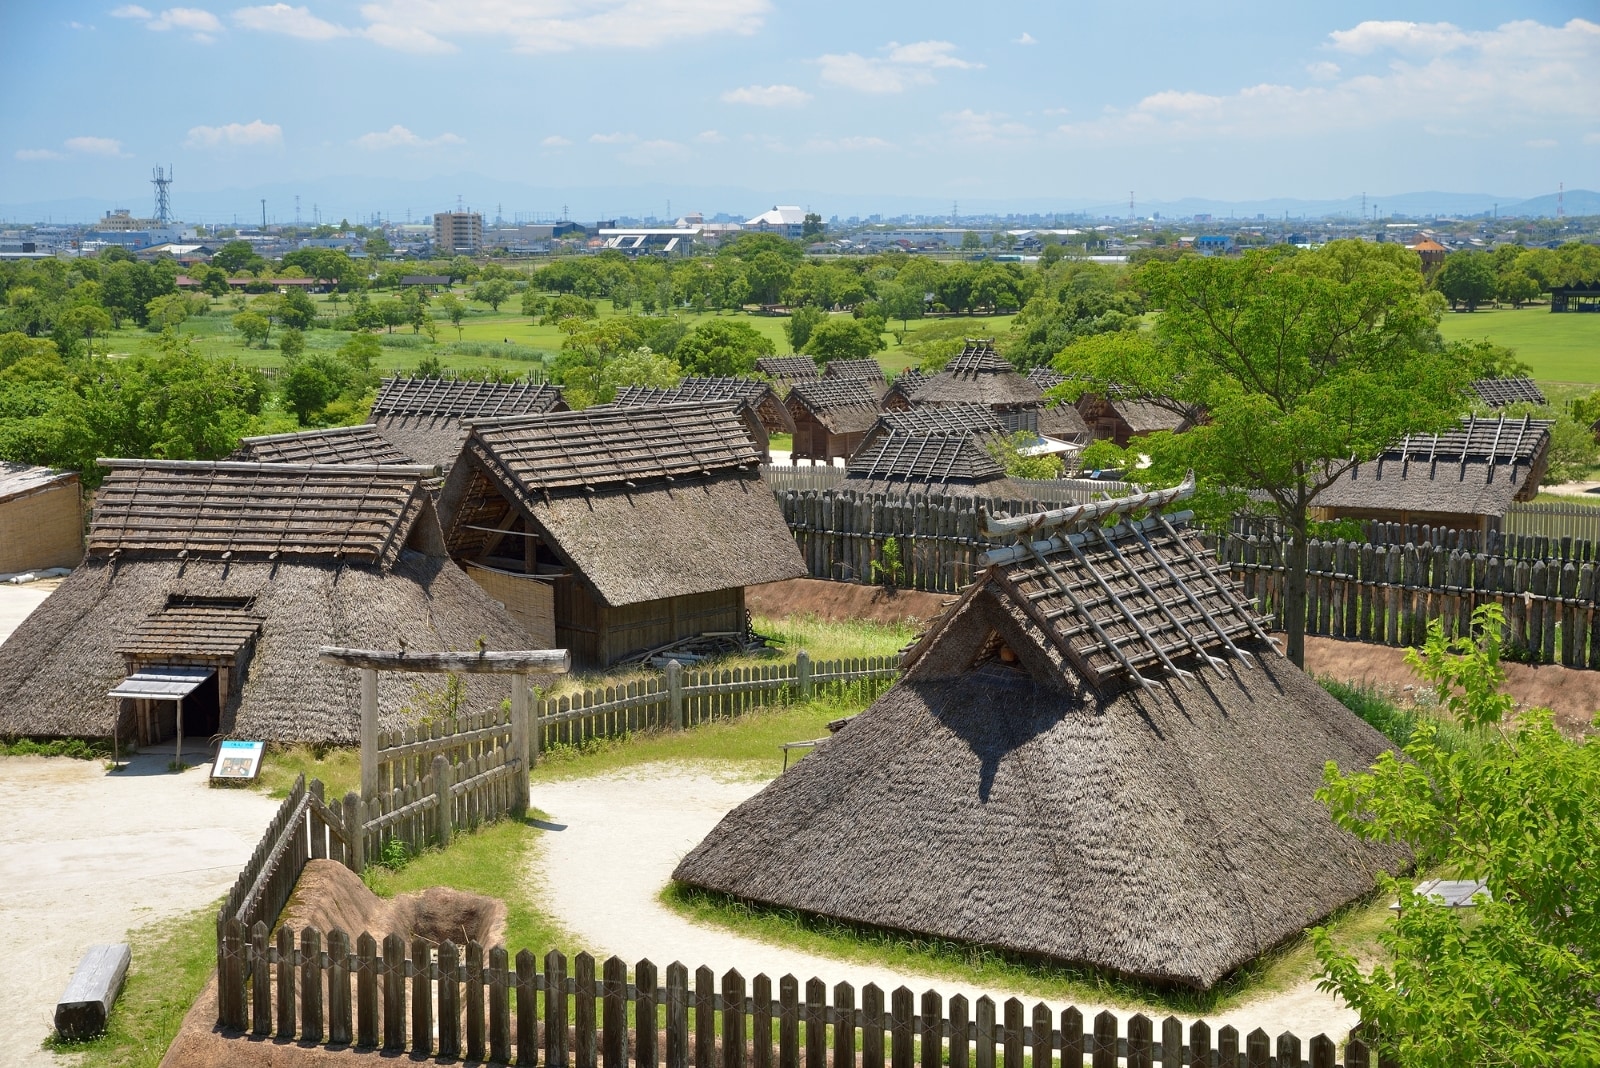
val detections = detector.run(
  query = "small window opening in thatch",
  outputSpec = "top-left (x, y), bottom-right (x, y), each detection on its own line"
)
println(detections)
top-left (166, 594), bottom-right (254, 611)
top-left (968, 630), bottom-right (1025, 674)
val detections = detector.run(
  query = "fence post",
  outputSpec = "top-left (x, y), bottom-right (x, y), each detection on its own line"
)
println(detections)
top-left (796, 650), bottom-right (812, 701)
top-left (667, 660), bottom-right (685, 730)
top-left (511, 672), bottom-right (531, 813)
top-left (342, 792), bottom-right (363, 874)
top-left (360, 666), bottom-right (379, 800)
top-left (434, 754), bottom-right (453, 848)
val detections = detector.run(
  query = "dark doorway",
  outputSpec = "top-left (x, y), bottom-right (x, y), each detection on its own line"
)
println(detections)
top-left (181, 672), bottom-right (220, 739)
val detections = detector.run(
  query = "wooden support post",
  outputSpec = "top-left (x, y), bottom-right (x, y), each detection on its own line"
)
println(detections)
top-left (342, 792), bottom-right (363, 874)
top-left (359, 667), bottom-right (378, 799)
top-left (511, 672), bottom-right (530, 811)
top-left (796, 650), bottom-right (811, 700)
top-left (433, 754), bottom-right (452, 848)
top-left (667, 660), bottom-right (684, 730)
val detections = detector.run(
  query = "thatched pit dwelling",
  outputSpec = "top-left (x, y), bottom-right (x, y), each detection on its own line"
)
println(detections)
top-left (1315, 413), bottom-right (1552, 535)
top-left (437, 404), bottom-right (806, 667)
top-left (369, 376), bottom-right (566, 470)
top-left (612, 378), bottom-right (795, 460)
top-left (0, 461), bottom-right (530, 746)
top-left (842, 432), bottom-right (1016, 498)
top-left (910, 342), bottom-right (1089, 446)
top-left (785, 377), bottom-right (882, 465)
top-left (754, 355), bottom-right (819, 386)
top-left (230, 424), bottom-right (416, 465)
top-left (674, 482), bottom-right (1405, 990)
top-left (0, 462), bottom-right (83, 574)
top-left (823, 358), bottom-right (888, 394)
top-left (880, 367), bottom-right (928, 410)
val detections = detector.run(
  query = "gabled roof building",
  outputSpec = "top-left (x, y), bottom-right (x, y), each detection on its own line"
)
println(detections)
top-left (230, 424), bottom-right (415, 466)
top-left (842, 433), bottom-right (1014, 498)
top-left (369, 376), bottom-right (566, 469)
top-left (674, 482), bottom-right (1405, 990)
top-left (437, 405), bottom-right (805, 667)
top-left (785, 377), bottom-right (883, 465)
top-left (0, 461), bottom-right (527, 745)
top-left (755, 356), bottom-right (820, 385)
top-left (823, 358), bottom-right (888, 393)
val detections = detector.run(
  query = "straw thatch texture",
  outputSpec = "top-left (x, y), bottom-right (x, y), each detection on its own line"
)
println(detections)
top-left (844, 433), bottom-right (1012, 498)
top-left (89, 462), bottom-right (432, 568)
top-left (824, 358), bottom-right (887, 389)
top-left (116, 601), bottom-right (264, 658)
top-left (230, 425), bottom-right (414, 466)
top-left (0, 552), bottom-right (529, 742)
top-left (882, 368), bottom-right (928, 409)
top-left (0, 463), bottom-right (82, 573)
top-left (614, 378), bottom-right (796, 434)
top-left (786, 378), bottom-right (882, 435)
top-left (369, 376), bottom-right (566, 469)
top-left (1471, 376), bottom-right (1547, 408)
top-left (910, 341), bottom-right (1046, 409)
top-left (1317, 414), bottom-right (1553, 519)
top-left (755, 356), bottom-right (819, 383)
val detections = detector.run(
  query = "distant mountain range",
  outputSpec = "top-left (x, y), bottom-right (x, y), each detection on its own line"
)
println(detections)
top-left (1, 178), bottom-right (1594, 227)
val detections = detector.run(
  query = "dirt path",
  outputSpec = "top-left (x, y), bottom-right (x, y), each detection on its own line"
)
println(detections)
top-left (0, 580), bottom-right (59, 648)
top-left (528, 764), bottom-right (1358, 1046)
top-left (0, 754), bottom-right (279, 1068)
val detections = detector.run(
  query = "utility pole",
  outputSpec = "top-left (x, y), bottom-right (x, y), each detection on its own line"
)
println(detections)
top-left (294, 195), bottom-right (301, 227)
top-left (260, 199), bottom-right (267, 229)
top-left (1129, 191), bottom-right (1135, 221)
top-left (1558, 182), bottom-right (1565, 219)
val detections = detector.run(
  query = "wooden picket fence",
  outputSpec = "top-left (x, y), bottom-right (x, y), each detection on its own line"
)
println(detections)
top-left (343, 744), bottom-right (523, 874)
top-left (217, 775), bottom-right (353, 948)
top-left (1208, 530), bottom-right (1600, 668)
top-left (535, 652), bottom-right (900, 749)
top-left (1503, 500), bottom-right (1600, 545)
top-left (761, 466), bottom-right (1131, 508)
top-left (214, 935), bottom-right (1388, 1068)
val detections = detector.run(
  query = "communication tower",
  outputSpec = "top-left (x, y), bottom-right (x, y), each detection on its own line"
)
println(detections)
top-left (1129, 191), bottom-right (1135, 221)
top-left (151, 166), bottom-right (173, 224)
top-left (1558, 182), bottom-right (1565, 220)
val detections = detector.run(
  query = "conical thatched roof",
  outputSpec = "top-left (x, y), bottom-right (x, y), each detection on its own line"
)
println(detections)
top-left (911, 340), bottom-right (1045, 409)
top-left (674, 483), bottom-right (1405, 989)
top-left (0, 461), bottom-right (529, 743)
top-left (369, 376), bottom-right (566, 469)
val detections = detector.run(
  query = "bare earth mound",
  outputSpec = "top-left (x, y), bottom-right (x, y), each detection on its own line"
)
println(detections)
top-left (747, 577), bottom-right (949, 627)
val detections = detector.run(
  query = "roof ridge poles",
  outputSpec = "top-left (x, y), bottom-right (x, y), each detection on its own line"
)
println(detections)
top-left (1122, 521), bottom-right (1254, 668)
top-left (980, 471), bottom-right (1196, 540)
top-left (1021, 541), bottom-right (1158, 692)
top-left (1088, 523), bottom-right (1227, 675)
top-left (1057, 533), bottom-right (1194, 685)
top-left (1152, 512), bottom-right (1281, 652)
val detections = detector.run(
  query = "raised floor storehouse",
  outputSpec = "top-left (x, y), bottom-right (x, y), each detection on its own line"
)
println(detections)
top-left (674, 482), bottom-right (1405, 990)
top-left (0, 461), bottom-right (528, 746)
top-left (1315, 414), bottom-right (1553, 534)
top-left (785, 377), bottom-right (882, 464)
top-left (437, 404), bottom-right (805, 667)
top-left (369, 376), bottom-right (566, 469)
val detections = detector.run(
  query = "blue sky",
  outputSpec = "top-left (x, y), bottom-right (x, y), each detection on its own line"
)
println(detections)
top-left (1, 1), bottom-right (1596, 221)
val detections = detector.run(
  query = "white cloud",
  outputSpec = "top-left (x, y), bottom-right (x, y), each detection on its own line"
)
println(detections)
top-left (110, 4), bottom-right (152, 17)
top-left (64, 135), bottom-right (127, 156)
top-left (1585, 131), bottom-right (1600, 144)
top-left (1525, 138), bottom-right (1558, 148)
top-left (540, 135), bottom-right (573, 147)
top-left (803, 135), bottom-right (893, 152)
top-left (721, 84), bottom-right (811, 107)
top-left (944, 109), bottom-right (1031, 143)
top-left (185, 119), bottom-right (283, 148)
top-left (818, 39), bottom-right (982, 93)
top-left (69, 20), bottom-right (96, 30)
top-left (618, 139), bottom-right (689, 166)
top-left (1015, 32), bottom-right (1035, 45)
top-left (694, 129), bottom-right (725, 143)
top-left (15, 148), bottom-right (66, 162)
top-left (354, 0), bottom-right (769, 55)
top-left (1056, 18), bottom-right (1598, 144)
top-left (589, 132), bottom-right (636, 144)
top-left (1305, 60), bottom-right (1340, 80)
top-left (233, 4), bottom-right (347, 39)
top-left (353, 124), bottom-right (463, 149)
top-left (111, 4), bottom-right (220, 40)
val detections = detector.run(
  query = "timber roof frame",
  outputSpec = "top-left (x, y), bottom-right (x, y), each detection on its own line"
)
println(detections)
top-left (370, 376), bottom-right (564, 419)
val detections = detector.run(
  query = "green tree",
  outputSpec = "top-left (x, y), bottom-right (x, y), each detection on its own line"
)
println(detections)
top-left (1434, 251), bottom-right (1496, 311)
top-left (275, 288), bottom-right (319, 330)
top-left (987, 431), bottom-right (1065, 479)
top-left (1054, 242), bottom-right (1470, 667)
top-left (57, 305), bottom-right (111, 357)
top-left (539, 293), bottom-right (597, 326)
top-left (802, 316), bottom-right (886, 365)
top-left (876, 280), bottom-right (925, 334)
top-left (364, 234), bottom-right (393, 259)
top-left (784, 305), bottom-right (826, 353)
top-left (472, 278), bottom-right (515, 311)
top-left (213, 240), bottom-right (265, 275)
top-left (549, 318), bottom-right (643, 407)
top-left (1314, 604), bottom-right (1600, 1067)
top-left (674, 319), bottom-right (775, 376)
top-left (961, 231), bottom-right (982, 251)
top-left (232, 310), bottom-right (271, 347)
top-left (435, 294), bottom-right (468, 340)
top-left (802, 213), bottom-right (826, 240)
top-left (278, 327), bottom-right (305, 360)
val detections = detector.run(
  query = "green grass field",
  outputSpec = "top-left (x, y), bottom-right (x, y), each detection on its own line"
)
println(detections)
top-left (1436, 308), bottom-right (1600, 385)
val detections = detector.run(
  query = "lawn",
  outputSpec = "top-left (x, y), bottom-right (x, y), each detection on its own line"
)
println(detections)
top-left (1436, 307), bottom-right (1600, 385)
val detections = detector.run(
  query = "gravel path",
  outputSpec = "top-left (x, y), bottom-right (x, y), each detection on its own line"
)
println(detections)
top-left (0, 755), bottom-right (280, 1067)
top-left (528, 764), bottom-right (1359, 1046)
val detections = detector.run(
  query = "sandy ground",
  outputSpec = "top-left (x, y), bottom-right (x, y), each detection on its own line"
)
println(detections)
top-left (0, 580), bottom-right (60, 648)
top-left (0, 754), bottom-right (280, 1066)
top-left (528, 765), bottom-right (1359, 1045)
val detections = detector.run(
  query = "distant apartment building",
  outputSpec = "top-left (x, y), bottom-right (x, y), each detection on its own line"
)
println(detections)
top-left (433, 211), bottom-right (483, 255)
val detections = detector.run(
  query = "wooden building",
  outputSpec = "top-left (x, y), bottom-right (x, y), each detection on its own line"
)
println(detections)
top-left (1551, 283), bottom-right (1600, 313)
top-left (823, 358), bottom-right (887, 393)
top-left (437, 404), bottom-right (806, 667)
top-left (0, 463), bottom-right (82, 575)
top-left (1470, 376), bottom-right (1547, 409)
top-left (856, 403), bottom-right (1005, 454)
top-left (1075, 389), bottom-right (1196, 446)
top-left (842, 432), bottom-right (1014, 498)
top-left (908, 341), bottom-right (1088, 444)
top-left (754, 355), bottom-right (819, 385)
top-left (1315, 414), bottom-right (1552, 534)
top-left (785, 377), bottom-right (883, 465)
top-left (0, 461), bottom-right (527, 745)
top-left (369, 376), bottom-right (566, 470)
top-left (612, 377), bottom-right (795, 458)
top-left (881, 367), bottom-right (928, 410)
top-left (230, 424), bottom-right (415, 465)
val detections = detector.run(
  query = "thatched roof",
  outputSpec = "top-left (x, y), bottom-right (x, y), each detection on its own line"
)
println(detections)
top-left (910, 340), bottom-right (1044, 409)
top-left (1471, 376), bottom-right (1546, 408)
top-left (844, 433), bottom-right (1012, 497)
top-left (0, 554), bottom-right (529, 743)
top-left (230, 425), bottom-right (415, 466)
top-left (1317, 414), bottom-right (1553, 518)
top-left (824, 358), bottom-right (887, 388)
top-left (1026, 367), bottom-right (1066, 391)
top-left (438, 405), bottom-right (805, 609)
top-left (369, 376), bottom-right (566, 469)
top-left (858, 403), bottom-right (1004, 455)
top-left (89, 460), bottom-right (439, 569)
top-left (0, 462), bottom-right (77, 503)
top-left (613, 377), bottom-right (795, 434)
top-left (786, 377), bottom-right (882, 435)
top-left (0, 461), bottom-right (529, 742)
top-left (674, 487), bottom-right (1405, 989)
top-left (755, 355), bottom-right (819, 382)
top-left (882, 368), bottom-right (929, 407)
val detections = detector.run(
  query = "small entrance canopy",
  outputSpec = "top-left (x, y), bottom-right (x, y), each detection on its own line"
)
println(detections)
top-left (107, 666), bottom-right (213, 700)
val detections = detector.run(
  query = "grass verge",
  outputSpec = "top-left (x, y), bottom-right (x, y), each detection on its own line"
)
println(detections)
top-left (44, 902), bottom-right (220, 1068)
top-left (256, 743), bottom-right (361, 800)
top-left (0, 737), bottom-right (113, 759)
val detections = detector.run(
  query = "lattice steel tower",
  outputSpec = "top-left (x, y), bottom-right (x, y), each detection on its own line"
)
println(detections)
top-left (151, 166), bottom-right (173, 224)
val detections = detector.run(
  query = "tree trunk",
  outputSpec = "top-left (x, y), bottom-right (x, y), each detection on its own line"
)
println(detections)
top-left (1284, 513), bottom-right (1310, 668)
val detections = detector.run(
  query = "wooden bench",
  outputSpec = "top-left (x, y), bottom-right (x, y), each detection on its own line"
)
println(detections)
top-left (55, 943), bottom-right (130, 1040)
